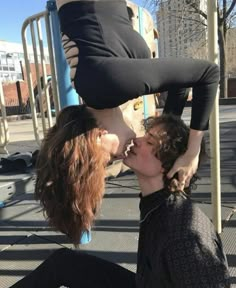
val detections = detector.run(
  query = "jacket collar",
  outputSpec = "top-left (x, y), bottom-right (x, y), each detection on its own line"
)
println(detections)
top-left (139, 188), bottom-right (170, 223)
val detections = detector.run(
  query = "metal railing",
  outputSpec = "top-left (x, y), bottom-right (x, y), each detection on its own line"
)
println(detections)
top-left (0, 81), bottom-right (10, 154)
top-left (21, 10), bottom-right (59, 145)
top-left (207, 0), bottom-right (221, 232)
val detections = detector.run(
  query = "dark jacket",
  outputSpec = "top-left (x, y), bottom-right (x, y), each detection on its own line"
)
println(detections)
top-left (136, 189), bottom-right (231, 288)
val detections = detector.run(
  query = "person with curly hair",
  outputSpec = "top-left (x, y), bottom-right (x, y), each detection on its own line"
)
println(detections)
top-left (54, 0), bottom-right (220, 189)
top-left (11, 114), bottom-right (230, 288)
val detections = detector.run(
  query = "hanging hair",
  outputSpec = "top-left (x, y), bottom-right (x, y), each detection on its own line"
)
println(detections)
top-left (143, 114), bottom-right (206, 195)
top-left (35, 105), bottom-right (106, 245)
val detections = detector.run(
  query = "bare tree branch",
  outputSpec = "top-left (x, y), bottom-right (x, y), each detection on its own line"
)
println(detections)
top-left (167, 11), bottom-right (207, 27)
top-left (142, 0), bottom-right (236, 98)
top-left (225, 0), bottom-right (236, 19)
top-left (185, 0), bottom-right (207, 19)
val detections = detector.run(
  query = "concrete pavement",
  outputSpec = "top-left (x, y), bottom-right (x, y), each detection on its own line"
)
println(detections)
top-left (0, 105), bottom-right (235, 287)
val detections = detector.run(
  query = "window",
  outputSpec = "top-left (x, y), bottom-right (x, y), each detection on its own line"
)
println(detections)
top-left (6, 54), bottom-right (14, 65)
top-left (17, 73), bottom-right (22, 80)
top-left (18, 53), bottom-right (24, 59)
top-left (0, 53), bottom-right (7, 65)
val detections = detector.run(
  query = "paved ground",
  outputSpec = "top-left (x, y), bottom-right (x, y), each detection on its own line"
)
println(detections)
top-left (0, 106), bottom-right (235, 287)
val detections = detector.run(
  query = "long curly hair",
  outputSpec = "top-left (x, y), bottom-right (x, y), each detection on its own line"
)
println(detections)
top-left (35, 105), bottom-right (106, 245)
top-left (143, 114), bottom-right (206, 195)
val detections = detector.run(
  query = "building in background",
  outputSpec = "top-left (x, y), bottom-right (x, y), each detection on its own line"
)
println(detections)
top-left (227, 28), bottom-right (236, 77)
top-left (0, 40), bottom-right (51, 115)
top-left (0, 40), bottom-right (50, 83)
top-left (157, 0), bottom-right (207, 58)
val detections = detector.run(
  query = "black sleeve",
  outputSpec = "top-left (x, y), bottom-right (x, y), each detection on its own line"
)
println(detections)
top-left (164, 236), bottom-right (231, 288)
top-left (161, 59), bottom-right (220, 131)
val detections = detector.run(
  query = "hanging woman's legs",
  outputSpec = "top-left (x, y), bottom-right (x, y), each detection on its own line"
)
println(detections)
top-left (78, 57), bottom-right (219, 130)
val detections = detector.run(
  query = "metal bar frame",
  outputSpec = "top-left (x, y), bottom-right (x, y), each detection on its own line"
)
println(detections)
top-left (21, 10), bottom-right (59, 144)
top-left (0, 81), bottom-right (9, 154)
top-left (207, 0), bottom-right (222, 233)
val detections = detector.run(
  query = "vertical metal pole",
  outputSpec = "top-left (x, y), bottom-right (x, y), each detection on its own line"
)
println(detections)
top-left (30, 20), bottom-right (48, 133)
top-left (36, 18), bottom-right (53, 129)
top-left (22, 19), bottom-right (41, 146)
top-left (47, 0), bottom-right (79, 108)
top-left (46, 2), bottom-right (90, 244)
top-left (44, 11), bottom-right (60, 115)
top-left (0, 80), bottom-right (9, 154)
top-left (138, 7), bottom-right (149, 119)
top-left (207, 0), bottom-right (221, 233)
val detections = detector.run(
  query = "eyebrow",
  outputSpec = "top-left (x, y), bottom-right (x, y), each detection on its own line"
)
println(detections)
top-left (147, 131), bottom-right (156, 139)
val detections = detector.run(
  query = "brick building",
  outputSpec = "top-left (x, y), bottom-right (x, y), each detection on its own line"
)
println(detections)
top-left (0, 40), bottom-right (51, 114)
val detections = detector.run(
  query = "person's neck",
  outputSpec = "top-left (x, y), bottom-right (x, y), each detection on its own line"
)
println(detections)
top-left (87, 106), bottom-right (136, 156)
top-left (87, 107), bottom-right (123, 126)
top-left (87, 106), bottom-right (132, 137)
top-left (136, 174), bottom-right (165, 197)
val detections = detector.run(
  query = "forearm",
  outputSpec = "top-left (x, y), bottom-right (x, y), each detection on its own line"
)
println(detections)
top-left (190, 63), bottom-right (219, 131)
top-left (186, 129), bottom-right (204, 157)
top-left (161, 58), bottom-right (219, 131)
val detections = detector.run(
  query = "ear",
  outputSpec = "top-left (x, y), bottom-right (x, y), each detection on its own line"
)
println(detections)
top-left (101, 130), bottom-right (108, 135)
top-left (98, 129), bottom-right (108, 137)
top-left (160, 166), bottom-right (165, 173)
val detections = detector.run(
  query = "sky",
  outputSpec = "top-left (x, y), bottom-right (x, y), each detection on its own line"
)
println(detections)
top-left (0, 0), bottom-right (143, 44)
top-left (0, 0), bottom-right (54, 43)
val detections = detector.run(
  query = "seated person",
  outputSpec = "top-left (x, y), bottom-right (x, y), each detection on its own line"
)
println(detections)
top-left (11, 113), bottom-right (230, 288)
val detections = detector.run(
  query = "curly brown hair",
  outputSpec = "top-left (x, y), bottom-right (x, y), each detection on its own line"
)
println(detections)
top-left (35, 105), bottom-right (106, 245)
top-left (143, 114), bottom-right (206, 195)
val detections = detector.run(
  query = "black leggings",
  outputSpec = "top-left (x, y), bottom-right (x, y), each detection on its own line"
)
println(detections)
top-left (58, 0), bottom-right (219, 130)
top-left (11, 248), bottom-right (136, 288)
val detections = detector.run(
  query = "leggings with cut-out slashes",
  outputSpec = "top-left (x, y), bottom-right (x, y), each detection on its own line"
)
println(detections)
top-left (58, 0), bottom-right (219, 130)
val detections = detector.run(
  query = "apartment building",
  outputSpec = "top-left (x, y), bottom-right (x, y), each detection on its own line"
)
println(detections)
top-left (157, 0), bottom-right (207, 58)
top-left (227, 28), bottom-right (236, 77)
top-left (0, 40), bottom-right (50, 82)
